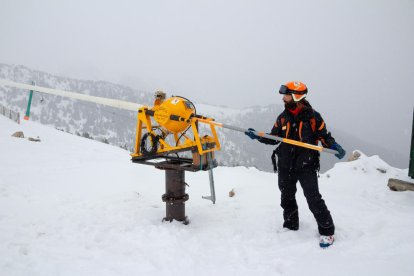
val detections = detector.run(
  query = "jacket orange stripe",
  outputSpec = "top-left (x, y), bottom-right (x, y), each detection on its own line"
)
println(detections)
top-left (320, 137), bottom-right (328, 147)
top-left (286, 122), bottom-right (290, 138)
top-left (318, 121), bottom-right (325, 131)
top-left (299, 121), bottom-right (303, 141)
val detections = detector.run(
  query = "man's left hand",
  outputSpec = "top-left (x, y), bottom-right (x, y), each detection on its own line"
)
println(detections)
top-left (331, 142), bottom-right (346, 159)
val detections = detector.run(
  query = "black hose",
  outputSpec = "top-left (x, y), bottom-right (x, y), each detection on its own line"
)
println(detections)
top-left (140, 132), bottom-right (160, 156)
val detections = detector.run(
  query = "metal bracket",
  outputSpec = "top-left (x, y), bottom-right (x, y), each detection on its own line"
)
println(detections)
top-left (202, 152), bottom-right (216, 204)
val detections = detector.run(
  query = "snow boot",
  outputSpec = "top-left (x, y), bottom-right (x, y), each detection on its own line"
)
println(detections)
top-left (319, 235), bottom-right (334, 248)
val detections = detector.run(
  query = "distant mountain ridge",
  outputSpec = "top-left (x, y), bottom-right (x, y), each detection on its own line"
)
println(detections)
top-left (0, 63), bottom-right (405, 172)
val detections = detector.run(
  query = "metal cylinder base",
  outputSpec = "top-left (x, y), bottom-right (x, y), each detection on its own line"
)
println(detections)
top-left (162, 169), bottom-right (189, 225)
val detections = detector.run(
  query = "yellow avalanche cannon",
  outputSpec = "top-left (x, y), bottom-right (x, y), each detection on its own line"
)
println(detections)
top-left (131, 92), bottom-right (222, 224)
top-left (131, 92), bottom-right (221, 169)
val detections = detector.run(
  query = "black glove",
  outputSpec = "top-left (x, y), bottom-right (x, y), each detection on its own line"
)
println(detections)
top-left (245, 128), bottom-right (259, 140)
top-left (331, 142), bottom-right (346, 159)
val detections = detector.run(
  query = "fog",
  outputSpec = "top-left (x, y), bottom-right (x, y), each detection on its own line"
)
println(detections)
top-left (1, 0), bottom-right (413, 167)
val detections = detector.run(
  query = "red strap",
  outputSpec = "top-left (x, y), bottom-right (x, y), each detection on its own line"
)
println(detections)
top-left (288, 107), bottom-right (301, 116)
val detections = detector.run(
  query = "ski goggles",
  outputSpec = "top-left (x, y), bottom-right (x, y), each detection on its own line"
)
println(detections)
top-left (278, 85), bottom-right (307, 95)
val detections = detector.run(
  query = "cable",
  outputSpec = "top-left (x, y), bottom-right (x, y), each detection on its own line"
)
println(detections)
top-left (172, 95), bottom-right (197, 146)
top-left (172, 95), bottom-right (197, 115)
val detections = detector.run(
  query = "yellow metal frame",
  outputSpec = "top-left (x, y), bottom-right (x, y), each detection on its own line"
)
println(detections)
top-left (190, 118), bottom-right (220, 155)
top-left (131, 107), bottom-right (221, 158)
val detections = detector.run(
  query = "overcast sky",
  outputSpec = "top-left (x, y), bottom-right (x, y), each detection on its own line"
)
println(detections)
top-left (1, 0), bottom-right (414, 163)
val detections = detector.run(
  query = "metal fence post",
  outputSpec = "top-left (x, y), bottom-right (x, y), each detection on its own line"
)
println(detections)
top-left (24, 81), bottom-right (35, 120)
top-left (409, 108), bottom-right (414, 178)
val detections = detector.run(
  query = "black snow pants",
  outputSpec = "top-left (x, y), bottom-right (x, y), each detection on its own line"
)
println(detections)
top-left (278, 167), bottom-right (335, 236)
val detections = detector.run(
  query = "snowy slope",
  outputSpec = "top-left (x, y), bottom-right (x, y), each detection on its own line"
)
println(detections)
top-left (0, 115), bottom-right (413, 276)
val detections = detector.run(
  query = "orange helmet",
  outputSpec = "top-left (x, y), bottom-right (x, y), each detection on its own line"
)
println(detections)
top-left (279, 81), bottom-right (308, 102)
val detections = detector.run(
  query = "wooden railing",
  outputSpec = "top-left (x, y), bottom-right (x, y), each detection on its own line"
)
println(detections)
top-left (0, 104), bottom-right (20, 124)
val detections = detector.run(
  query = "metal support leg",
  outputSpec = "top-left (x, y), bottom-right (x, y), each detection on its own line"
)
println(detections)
top-left (202, 152), bottom-right (216, 204)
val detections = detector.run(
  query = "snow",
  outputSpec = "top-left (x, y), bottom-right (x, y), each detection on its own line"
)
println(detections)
top-left (1, 115), bottom-right (413, 276)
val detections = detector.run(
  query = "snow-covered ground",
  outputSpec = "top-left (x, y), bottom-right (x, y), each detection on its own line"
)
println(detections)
top-left (1, 115), bottom-right (413, 276)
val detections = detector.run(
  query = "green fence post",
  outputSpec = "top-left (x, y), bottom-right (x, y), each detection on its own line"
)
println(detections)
top-left (409, 108), bottom-right (414, 178)
top-left (24, 81), bottom-right (35, 120)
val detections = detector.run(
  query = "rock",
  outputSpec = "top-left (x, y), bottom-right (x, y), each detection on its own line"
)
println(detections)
top-left (376, 168), bottom-right (387, 174)
top-left (388, 178), bottom-right (414, 192)
top-left (11, 131), bottom-right (24, 138)
top-left (347, 150), bottom-right (361, 162)
top-left (229, 189), bottom-right (235, 197)
top-left (28, 137), bottom-right (41, 142)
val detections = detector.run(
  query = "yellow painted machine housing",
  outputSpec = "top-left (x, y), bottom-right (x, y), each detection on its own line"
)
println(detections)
top-left (153, 97), bottom-right (195, 133)
top-left (131, 96), bottom-right (221, 159)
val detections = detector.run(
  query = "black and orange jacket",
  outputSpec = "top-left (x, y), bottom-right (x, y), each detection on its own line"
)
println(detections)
top-left (258, 101), bottom-right (336, 170)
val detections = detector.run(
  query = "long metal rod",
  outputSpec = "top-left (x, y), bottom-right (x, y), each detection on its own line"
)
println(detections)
top-left (197, 119), bottom-right (339, 155)
top-left (0, 79), bottom-right (141, 111)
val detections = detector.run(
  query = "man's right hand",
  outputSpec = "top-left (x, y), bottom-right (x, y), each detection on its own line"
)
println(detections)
top-left (245, 128), bottom-right (259, 140)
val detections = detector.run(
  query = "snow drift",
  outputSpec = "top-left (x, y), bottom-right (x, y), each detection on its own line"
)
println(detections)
top-left (0, 116), bottom-right (413, 276)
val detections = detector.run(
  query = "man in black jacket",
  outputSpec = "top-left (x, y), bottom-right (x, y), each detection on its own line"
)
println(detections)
top-left (245, 81), bottom-right (346, 248)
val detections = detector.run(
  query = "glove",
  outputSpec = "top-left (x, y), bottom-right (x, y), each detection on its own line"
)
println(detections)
top-left (331, 142), bottom-right (346, 159)
top-left (245, 128), bottom-right (259, 140)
